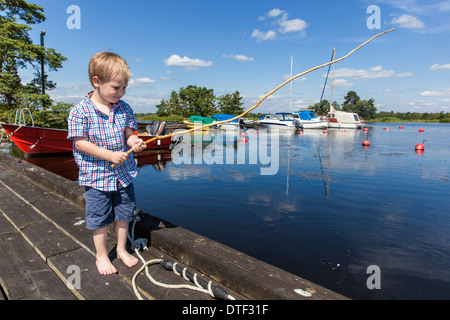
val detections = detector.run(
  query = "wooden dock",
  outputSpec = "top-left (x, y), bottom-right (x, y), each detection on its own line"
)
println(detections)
top-left (0, 150), bottom-right (347, 301)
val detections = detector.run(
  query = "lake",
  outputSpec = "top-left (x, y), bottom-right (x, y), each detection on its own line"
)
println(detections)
top-left (2, 122), bottom-right (449, 299)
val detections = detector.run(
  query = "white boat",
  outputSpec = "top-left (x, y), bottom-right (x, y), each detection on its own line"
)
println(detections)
top-left (296, 110), bottom-right (329, 129)
top-left (327, 110), bottom-right (364, 129)
top-left (257, 113), bottom-right (303, 131)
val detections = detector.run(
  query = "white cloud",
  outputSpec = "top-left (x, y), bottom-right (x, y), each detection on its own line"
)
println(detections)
top-left (333, 79), bottom-right (354, 87)
top-left (391, 14), bottom-right (425, 29)
top-left (253, 8), bottom-right (308, 41)
top-left (332, 66), bottom-right (395, 79)
top-left (397, 72), bottom-right (414, 77)
top-left (251, 29), bottom-right (277, 42)
top-left (267, 8), bottom-right (285, 18)
top-left (278, 18), bottom-right (308, 34)
top-left (222, 54), bottom-right (254, 62)
top-left (259, 8), bottom-right (285, 20)
top-left (164, 54), bottom-right (213, 70)
top-left (430, 63), bottom-right (450, 71)
top-left (420, 89), bottom-right (450, 96)
top-left (136, 77), bottom-right (156, 84)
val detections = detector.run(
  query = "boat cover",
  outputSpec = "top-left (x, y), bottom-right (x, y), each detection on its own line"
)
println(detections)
top-left (212, 114), bottom-right (238, 123)
top-left (297, 111), bottom-right (318, 121)
top-left (189, 116), bottom-right (216, 125)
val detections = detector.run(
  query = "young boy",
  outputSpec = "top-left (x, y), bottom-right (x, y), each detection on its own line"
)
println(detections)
top-left (68, 52), bottom-right (147, 275)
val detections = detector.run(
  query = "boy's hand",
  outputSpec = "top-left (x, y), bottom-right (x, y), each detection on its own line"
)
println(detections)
top-left (110, 151), bottom-right (129, 166)
top-left (130, 137), bottom-right (147, 154)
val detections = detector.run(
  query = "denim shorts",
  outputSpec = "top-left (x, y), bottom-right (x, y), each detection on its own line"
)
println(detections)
top-left (84, 182), bottom-right (137, 230)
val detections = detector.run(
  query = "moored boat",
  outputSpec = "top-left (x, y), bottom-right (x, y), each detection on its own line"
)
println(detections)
top-left (326, 110), bottom-right (364, 129)
top-left (1, 110), bottom-right (172, 155)
top-left (183, 115), bottom-right (217, 131)
top-left (295, 110), bottom-right (329, 129)
top-left (257, 113), bottom-right (303, 131)
top-left (212, 114), bottom-right (240, 130)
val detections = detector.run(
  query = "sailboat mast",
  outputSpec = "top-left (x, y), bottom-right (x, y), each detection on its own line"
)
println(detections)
top-left (330, 46), bottom-right (336, 112)
top-left (289, 56), bottom-right (293, 113)
top-left (317, 47), bottom-right (335, 115)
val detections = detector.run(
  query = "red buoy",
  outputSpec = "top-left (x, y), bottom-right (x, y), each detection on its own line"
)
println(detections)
top-left (241, 137), bottom-right (248, 144)
top-left (399, 126), bottom-right (404, 129)
top-left (362, 140), bottom-right (370, 147)
top-left (240, 132), bottom-right (246, 137)
top-left (415, 143), bottom-right (425, 150)
top-left (298, 130), bottom-right (304, 135)
top-left (363, 127), bottom-right (369, 132)
top-left (323, 130), bottom-right (327, 134)
top-left (418, 128), bottom-right (424, 132)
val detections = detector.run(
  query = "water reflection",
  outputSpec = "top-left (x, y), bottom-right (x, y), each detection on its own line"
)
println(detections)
top-left (14, 147), bottom-right (174, 181)
top-left (3, 123), bottom-right (450, 299)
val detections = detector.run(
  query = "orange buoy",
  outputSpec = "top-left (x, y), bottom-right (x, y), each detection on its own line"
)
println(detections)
top-left (415, 143), bottom-right (425, 150)
top-left (362, 140), bottom-right (370, 147)
top-left (418, 128), bottom-right (424, 132)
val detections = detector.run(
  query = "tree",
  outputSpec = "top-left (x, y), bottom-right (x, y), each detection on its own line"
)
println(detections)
top-left (343, 91), bottom-right (360, 108)
top-left (342, 91), bottom-right (377, 120)
top-left (0, 0), bottom-right (66, 110)
top-left (216, 91), bottom-right (244, 115)
top-left (156, 85), bottom-right (218, 117)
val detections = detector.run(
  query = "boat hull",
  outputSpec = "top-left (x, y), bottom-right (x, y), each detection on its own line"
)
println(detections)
top-left (259, 122), bottom-right (299, 130)
top-left (2, 124), bottom-right (172, 155)
top-left (300, 120), bottom-right (329, 129)
top-left (327, 122), bottom-right (364, 129)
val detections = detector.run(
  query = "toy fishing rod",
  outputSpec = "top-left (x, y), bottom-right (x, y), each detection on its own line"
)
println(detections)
top-left (112, 28), bottom-right (394, 168)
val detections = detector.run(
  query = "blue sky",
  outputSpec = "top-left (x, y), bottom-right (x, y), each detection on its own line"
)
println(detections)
top-left (21, 0), bottom-right (450, 114)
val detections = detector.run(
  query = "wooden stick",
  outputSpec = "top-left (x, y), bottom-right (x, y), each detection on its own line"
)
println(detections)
top-left (113, 28), bottom-right (394, 167)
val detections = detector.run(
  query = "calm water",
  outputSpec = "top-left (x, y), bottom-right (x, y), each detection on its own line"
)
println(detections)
top-left (3, 122), bottom-right (449, 299)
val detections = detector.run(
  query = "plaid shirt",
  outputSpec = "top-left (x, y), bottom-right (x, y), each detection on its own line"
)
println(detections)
top-left (67, 92), bottom-right (138, 191)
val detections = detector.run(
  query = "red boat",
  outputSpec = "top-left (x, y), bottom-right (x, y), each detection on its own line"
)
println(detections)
top-left (1, 123), bottom-right (173, 155)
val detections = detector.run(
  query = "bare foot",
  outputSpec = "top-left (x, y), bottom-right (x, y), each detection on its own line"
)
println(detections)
top-left (96, 256), bottom-right (118, 275)
top-left (117, 250), bottom-right (139, 268)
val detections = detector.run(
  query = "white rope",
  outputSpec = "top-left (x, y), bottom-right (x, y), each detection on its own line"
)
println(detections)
top-left (129, 218), bottom-right (235, 300)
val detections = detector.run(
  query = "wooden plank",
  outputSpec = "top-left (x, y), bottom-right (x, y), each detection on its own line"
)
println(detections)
top-left (0, 179), bottom-right (81, 260)
top-left (47, 247), bottom-right (138, 300)
top-left (0, 165), bottom-right (95, 254)
top-left (0, 213), bottom-right (76, 300)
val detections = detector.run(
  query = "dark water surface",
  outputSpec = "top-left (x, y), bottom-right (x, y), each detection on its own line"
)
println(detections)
top-left (3, 122), bottom-right (449, 299)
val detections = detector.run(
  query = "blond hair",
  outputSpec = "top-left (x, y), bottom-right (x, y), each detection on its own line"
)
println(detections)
top-left (88, 52), bottom-right (131, 87)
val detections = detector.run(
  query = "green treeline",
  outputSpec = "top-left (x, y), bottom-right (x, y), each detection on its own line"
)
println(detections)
top-left (155, 85), bottom-right (245, 117)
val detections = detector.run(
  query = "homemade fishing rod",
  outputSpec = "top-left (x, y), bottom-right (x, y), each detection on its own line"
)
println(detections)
top-left (112, 28), bottom-right (394, 168)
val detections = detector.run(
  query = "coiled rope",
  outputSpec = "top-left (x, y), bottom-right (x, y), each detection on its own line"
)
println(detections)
top-left (128, 216), bottom-right (235, 300)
